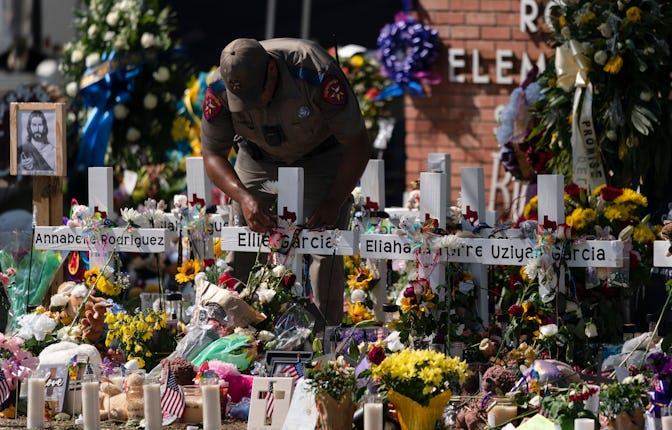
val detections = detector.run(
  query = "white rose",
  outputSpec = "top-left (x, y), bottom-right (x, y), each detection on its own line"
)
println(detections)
top-left (114, 104), bottom-right (129, 119)
top-left (67, 112), bottom-right (76, 124)
top-left (103, 31), bottom-right (115, 42)
top-left (606, 130), bottom-right (618, 141)
top-left (87, 24), bottom-right (98, 38)
top-left (106, 11), bottom-right (119, 26)
top-left (70, 49), bottom-right (84, 63)
top-left (594, 50), bottom-right (608, 66)
top-left (50, 293), bottom-right (69, 308)
top-left (539, 323), bottom-right (558, 337)
top-left (140, 33), bottom-right (155, 48)
top-left (257, 330), bottom-right (275, 342)
top-left (584, 322), bottom-right (598, 338)
top-left (257, 288), bottom-right (276, 303)
top-left (350, 289), bottom-right (366, 303)
top-left (143, 93), bottom-right (158, 110)
top-left (85, 53), bottom-right (100, 68)
top-left (126, 127), bottom-right (141, 142)
top-left (173, 194), bottom-right (188, 208)
top-left (271, 265), bottom-right (286, 278)
top-left (65, 82), bottom-right (78, 97)
top-left (384, 331), bottom-right (404, 352)
top-left (153, 66), bottom-right (170, 82)
top-left (598, 23), bottom-right (612, 38)
top-left (640, 91), bottom-right (653, 102)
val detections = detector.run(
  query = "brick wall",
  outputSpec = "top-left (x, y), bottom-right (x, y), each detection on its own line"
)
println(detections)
top-left (404, 0), bottom-right (552, 216)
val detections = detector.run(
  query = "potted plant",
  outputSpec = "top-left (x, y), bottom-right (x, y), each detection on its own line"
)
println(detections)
top-left (540, 384), bottom-right (599, 430)
top-left (370, 348), bottom-right (469, 430)
top-left (599, 375), bottom-right (648, 430)
top-left (305, 355), bottom-right (362, 430)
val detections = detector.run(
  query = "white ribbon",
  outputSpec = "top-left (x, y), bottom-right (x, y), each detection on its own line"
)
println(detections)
top-left (556, 42), bottom-right (606, 189)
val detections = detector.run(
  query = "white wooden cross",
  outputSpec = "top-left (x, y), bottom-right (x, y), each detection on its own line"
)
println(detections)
top-left (248, 377), bottom-right (294, 430)
top-left (359, 171), bottom-right (447, 304)
top-left (449, 174), bottom-right (624, 303)
top-left (33, 167), bottom-right (171, 265)
top-left (219, 167), bottom-right (358, 289)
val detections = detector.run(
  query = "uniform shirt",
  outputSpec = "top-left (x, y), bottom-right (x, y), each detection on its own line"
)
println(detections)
top-left (201, 38), bottom-right (364, 164)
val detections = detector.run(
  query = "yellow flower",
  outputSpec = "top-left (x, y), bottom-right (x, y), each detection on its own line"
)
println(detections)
top-left (214, 238), bottom-right (223, 258)
top-left (523, 195), bottom-right (538, 219)
top-left (603, 55), bottom-right (624, 74)
top-left (614, 188), bottom-right (647, 207)
top-left (84, 267), bottom-right (101, 287)
top-left (175, 259), bottom-right (203, 284)
top-left (626, 6), bottom-right (641, 23)
top-left (633, 224), bottom-right (656, 243)
top-left (558, 16), bottom-right (567, 27)
top-left (604, 204), bottom-right (630, 222)
top-left (350, 55), bottom-right (365, 68)
top-left (566, 207), bottom-right (596, 231)
top-left (347, 301), bottom-right (373, 323)
top-left (578, 10), bottom-right (596, 25)
top-left (347, 265), bottom-right (375, 290)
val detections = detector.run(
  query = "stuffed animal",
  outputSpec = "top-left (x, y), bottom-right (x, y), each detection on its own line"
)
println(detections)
top-left (206, 360), bottom-right (254, 403)
top-left (455, 364), bottom-right (518, 430)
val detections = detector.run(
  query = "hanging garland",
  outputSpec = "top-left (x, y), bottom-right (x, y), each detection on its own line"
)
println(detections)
top-left (377, 12), bottom-right (441, 98)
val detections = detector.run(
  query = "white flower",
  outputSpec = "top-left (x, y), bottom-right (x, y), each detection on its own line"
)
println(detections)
top-left (50, 293), bottom-right (69, 308)
top-left (350, 289), bottom-right (366, 303)
top-left (143, 93), bottom-right (158, 110)
top-left (173, 194), bottom-right (188, 209)
top-left (640, 91), bottom-right (653, 102)
top-left (291, 282), bottom-right (303, 296)
top-left (16, 313), bottom-right (57, 341)
top-left (271, 265), bottom-right (286, 278)
top-left (598, 23), bottom-right (612, 38)
top-left (65, 82), bottom-right (78, 97)
top-left (153, 66), bottom-right (170, 82)
top-left (561, 27), bottom-right (571, 40)
top-left (87, 24), bottom-right (98, 38)
top-left (67, 112), bottom-right (76, 124)
top-left (594, 50), bottom-right (608, 66)
top-left (539, 323), bottom-right (558, 337)
top-left (70, 49), bottom-right (83, 63)
top-left (455, 323), bottom-right (465, 336)
top-left (56, 326), bottom-right (79, 342)
top-left (257, 330), bottom-right (275, 342)
top-left (106, 11), bottom-right (120, 26)
top-left (114, 104), bottom-right (129, 119)
top-left (384, 330), bottom-right (405, 352)
top-left (71, 284), bottom-right (89, 298)
top-left (606, 130), bottom-right (618, 141)
top-left (85, 53), bottom-right (100, 68)
top-left (257, 288), bottom-right (276, 303)
top-left (121, 207), bottom-right (145, 227)
top-left (103, 31), bottom-right (115, 42)
top-left (437, 234), bottom-right (464, 251)
top-left (126, 127), bottom-right (141, 142)
top-left (584, 322), bottom-right (598, 338)
top-left (140, 32), bottom-right (155, 48)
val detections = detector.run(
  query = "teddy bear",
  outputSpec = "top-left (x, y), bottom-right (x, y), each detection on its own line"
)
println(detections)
top-left (455, 364), bottom-right (518, 430)
top-left (54, 282), bottom-right (109, 344)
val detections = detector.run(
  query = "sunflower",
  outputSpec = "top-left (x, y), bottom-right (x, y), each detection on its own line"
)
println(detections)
top-left (347, 266), bottom-right (375, 290)
top-left (175, 259), bottom-right (203, 284)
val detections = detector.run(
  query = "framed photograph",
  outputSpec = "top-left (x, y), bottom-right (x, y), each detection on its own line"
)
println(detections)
top-left (9, 102), bottom-right (66, 176)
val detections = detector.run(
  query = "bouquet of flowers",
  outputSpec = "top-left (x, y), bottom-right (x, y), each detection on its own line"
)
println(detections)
top-left (344, 254), bottom-right (380, 324)
top-left (305, 355), bottom-right (361, 402)
top-left (104, 308), bottom-right (170, 369)
top-left (540, 383), bottom-right (599, 430)
top-left (527, 0), bottom-right (672, 195)
top-left (370, 349), bottom-right (469, 406)
top-left (599, 375), bottom-right (648, 423)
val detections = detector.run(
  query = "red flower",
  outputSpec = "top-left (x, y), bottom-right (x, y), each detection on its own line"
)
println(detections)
top-left (508, 304), bottom-right (524, 318)
top-left (564, 183), bottom-right (583, 200)
top-left (367, 346), bottom-right (386, 365)
top-left (365, 88), bottom-right (380, 101)
top-left (601, 186), bottom-right (624, 201)
top-left (509, 273), bottom-right (522, 292)
top-left (403, 286), bottom-right (416, 298)
top-left (218, 272), bottom-right (237, 290)
top-left (203, 258), bottom-right (215, 268)
top-left (282, 273), bottom-right (296, 288)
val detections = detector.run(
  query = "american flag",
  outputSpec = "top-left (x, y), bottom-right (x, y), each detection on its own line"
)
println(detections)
top-left (263, 381), bottom-right (275, 419)
top-left (0, 369), bottom-right (10, 404)
top-left (160, 368), bottom-right (185, 423)
top-left (279, 360), bottom-right (305, 382)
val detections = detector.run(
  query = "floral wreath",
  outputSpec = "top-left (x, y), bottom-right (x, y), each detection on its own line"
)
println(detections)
top-left (377, 11), bottom-right (441, 97)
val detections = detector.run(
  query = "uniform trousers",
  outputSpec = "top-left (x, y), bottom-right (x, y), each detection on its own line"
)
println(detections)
top-left (226, 143), bottom-right (352, 325)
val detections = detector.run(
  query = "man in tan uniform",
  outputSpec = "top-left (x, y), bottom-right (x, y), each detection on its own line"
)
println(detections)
top-left (201, 38), bottom-right (371, 325)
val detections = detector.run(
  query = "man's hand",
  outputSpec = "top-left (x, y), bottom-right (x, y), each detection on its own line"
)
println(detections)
top-left (20, 153), bottom-right (34, 170)
top-left (240, 194), bottom-right (277, 233)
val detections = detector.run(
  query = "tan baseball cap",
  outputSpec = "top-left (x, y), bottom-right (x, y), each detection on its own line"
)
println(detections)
top-left (219, 38), bottom-right (269, 112)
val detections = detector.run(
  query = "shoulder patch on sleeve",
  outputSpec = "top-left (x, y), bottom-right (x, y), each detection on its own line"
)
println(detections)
top-left (203, 85), bottom-right (224, 121)
top-left (321, 75), bottom-right (347, 106)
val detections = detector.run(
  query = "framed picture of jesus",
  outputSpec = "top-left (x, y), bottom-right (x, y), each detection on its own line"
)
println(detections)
top-left (9, 102), bottom-right (66, 177)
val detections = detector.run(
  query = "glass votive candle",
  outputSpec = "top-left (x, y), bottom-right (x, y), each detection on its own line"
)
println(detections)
top-left (201, 376), bottom-right (221, 430)
top-left (27, 369), bottom-right (48, 429)
top-left (143, 376), bottom-right (162, 430)
top-left (363, 393), bottom-right (384, 430)
top-left (81, 374), bottom-right (100, 430)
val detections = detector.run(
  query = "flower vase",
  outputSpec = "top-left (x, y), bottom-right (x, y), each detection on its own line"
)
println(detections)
top-left (607, 409), bottom-right (645, 430)
top-left (388, 389), bottom-right (452, 430)
top-left (314, 392), bottom-right (356, 430)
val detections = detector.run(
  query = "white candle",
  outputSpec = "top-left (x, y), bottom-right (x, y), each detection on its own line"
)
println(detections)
top-left (81, 380), bottom-right (100, 430)
top-left (363, 402), bottom-right (383, 430)
top-left (27, 376), bottom-right (46, 429)
top-left (202, 384), bottom-right (221, 430)
top-left (662, 416), bottom-right (672, 430)
top-left (574, 418), bottom-right (595, 430)
top-left (143, 383), bottom-right (162, 430)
